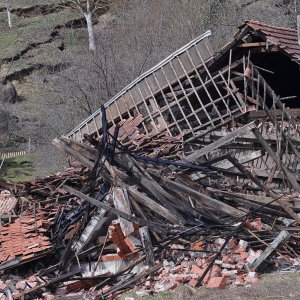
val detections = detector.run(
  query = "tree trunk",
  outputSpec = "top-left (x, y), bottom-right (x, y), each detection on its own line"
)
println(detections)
top-left (297, 0), bottom-right (300, 45)
top-left (6, 0), bottom-right (12, 28)
top-left (84, 12), bottom-right (96, 51)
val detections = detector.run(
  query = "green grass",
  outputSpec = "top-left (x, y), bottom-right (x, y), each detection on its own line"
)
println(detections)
top-left (121, 273), bottom-right (300, 300)
top-left (0, 11), bottom-right (8, 27)
top-left (0, 0), bottom-right (60, 10)
top-left (0, 30), bottom-right (21, 51)
top-left (121, 285), bottom-right (205, 300)
top-left (64, 27), bottom-right (87, 47)
top-left (0, 1), bottom-right (100, 179)
top-left (0, 153), bottom-right (35, 183)
top-left (0, 7), bottom-right (82, 60)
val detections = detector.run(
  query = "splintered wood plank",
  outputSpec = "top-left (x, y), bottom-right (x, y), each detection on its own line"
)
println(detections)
top-left (127, 187), bottom-right (180, 224)
top-left (63, 186), bottom-right (169, 234)
top-left (184, 121), bottom-right (256, 162)
top-left (139, 226), bottom-right (155, 266)
top-left (249, 230), bottom-right (291, 271)
top-left (72, 208), bottom-right (108, 254)
top-left (112, 187), bottom-right (135, 237)
top-left (190, 150), bottom-right (262, 181)
top-left (149, 171), bottom-right (245, 218)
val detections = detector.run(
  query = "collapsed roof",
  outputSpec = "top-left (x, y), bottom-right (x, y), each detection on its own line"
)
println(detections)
top-left (1, 20), bottom-right (300, 298)
top-left (241, 20), bottom-right (300, 63)
top-left (67, 20), bottom-right (300, 145)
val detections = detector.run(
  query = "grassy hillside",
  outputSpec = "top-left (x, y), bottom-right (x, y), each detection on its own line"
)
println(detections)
top-left (0, 0), bottom-right (84, 179)
top-left (0, 153), bottom-right (35, 182)
top-left (0, 0), bottom-right (296, 180)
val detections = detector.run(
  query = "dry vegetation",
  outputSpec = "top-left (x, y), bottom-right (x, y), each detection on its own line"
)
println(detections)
top-left (122, 273), bottom-right (300, 300)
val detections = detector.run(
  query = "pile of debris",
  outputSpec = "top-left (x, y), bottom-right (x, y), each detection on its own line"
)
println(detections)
top-left (1, 20), bottom-right (300, 299)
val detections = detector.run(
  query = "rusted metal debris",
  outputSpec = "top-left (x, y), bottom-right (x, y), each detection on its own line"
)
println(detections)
top-left (1, 20), bottom-right (300, 299)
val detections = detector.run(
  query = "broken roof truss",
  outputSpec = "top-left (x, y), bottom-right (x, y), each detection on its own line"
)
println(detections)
top-left (67, 31), bottom-right (249, 142)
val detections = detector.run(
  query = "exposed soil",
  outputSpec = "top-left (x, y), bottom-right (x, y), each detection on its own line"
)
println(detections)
top-left (11, 3), bottom-right (65, 18)
top-left (6, 62), bottom-right (70, 82)
top-left (1, 38), bottom-right (54, 64)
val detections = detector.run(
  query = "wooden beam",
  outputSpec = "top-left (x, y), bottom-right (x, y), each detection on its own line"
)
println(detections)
top-left (250, 46), bottom-right (279, 53)
top-left (206, 190), bottom-right (279, 207)
top-left (249, 230), bottom-right (291, 271)
top-left (298, 15), bottom-right (300, 46)
top-left (139, 226), bottom-right (155, 266)
top-left (114, 155), bottom-right (190, 223)
top-left (253, 128), bottom-right (300, 194)
top-left (91, 160), bottom-right (183, 225)
top-left (60, 136), bottom-right (98, 160)
top-left (63, 185), bottom-right (172, 234)
top-left (226, 155), bottom-right (300, 224)
top-left (127, 187), bottom-right (180, 225)
top-left (52, 138), bottom-right (94, 169)
top-left (112, 187), bottom-right (135, 237)
top-left (248, 108), bottom-right (300, 120)
top-left (209, 130), bottom-right (300, 145)
top-left (149, 172), bottom-right (245, 218)
top-left (217, 166), bottom-right (300, 182)
top-left (207, 188), bottom-right (288, 217)
top-left (184, 121), bottom-right (256, 163)
top-left (190, 150), bottom-right (262, 181)
top-left (238, 42), bottom-right (267, 48)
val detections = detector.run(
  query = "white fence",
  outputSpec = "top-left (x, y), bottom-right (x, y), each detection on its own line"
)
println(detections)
top-left (0, 151), bottom-right (26, 160)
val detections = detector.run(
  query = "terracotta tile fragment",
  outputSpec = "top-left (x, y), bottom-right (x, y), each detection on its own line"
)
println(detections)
top-left (206, 276), bottom-right (228, 289)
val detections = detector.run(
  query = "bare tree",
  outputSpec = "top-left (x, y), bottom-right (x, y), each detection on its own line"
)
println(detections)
top-left (6, 0), bottom-right (12, 28)
top-left (68, 0), bottom-right (110, 50)
top-left (297, 0), bottom-right (300, 44)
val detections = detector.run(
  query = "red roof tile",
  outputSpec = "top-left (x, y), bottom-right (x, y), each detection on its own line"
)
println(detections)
top-left (0, 210), bottom-right (53, 266)
top-left (0, 191), bottom-right (18, 215)
top-left (242, 20), bottom-right (300, 62)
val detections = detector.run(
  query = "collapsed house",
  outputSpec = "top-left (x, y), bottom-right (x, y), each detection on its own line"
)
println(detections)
top-left (1, 20), bottom-right (300, 299)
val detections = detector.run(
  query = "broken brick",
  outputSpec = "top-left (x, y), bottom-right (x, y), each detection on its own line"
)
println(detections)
top-left (238, 251), bottom-right (248, 260)
top-left (174, 274), bottom-right (192, 283)
top-left (124, 237), bottom-right (137, 252)
top-left (210, 265), bottom-right (222, 277)
top-left (192, 241), bottom-right (204, 251)
top-left (101, 254), bottom-right (123, 261)
top-left (206, 276), bottom-right (228, 289)
top-left (189, 278), bottom-right (199, 287)
top-left (190, 264), bottom-right (204, 277)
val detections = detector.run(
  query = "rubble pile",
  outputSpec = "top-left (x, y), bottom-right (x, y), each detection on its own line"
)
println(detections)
top-left (1, 20), bottom-right (300, 299)
top-left (135, 235), bottom-right (300, 295)
top-left (1, 106), bottom-right (300, 298)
